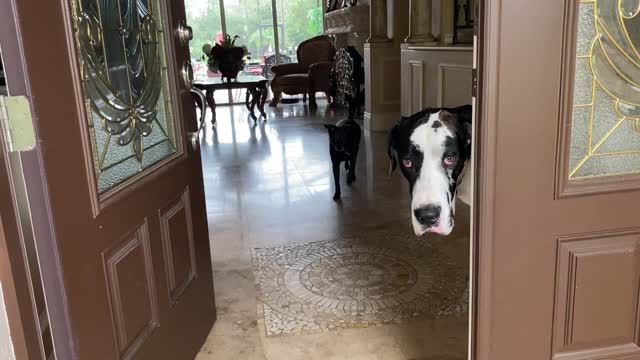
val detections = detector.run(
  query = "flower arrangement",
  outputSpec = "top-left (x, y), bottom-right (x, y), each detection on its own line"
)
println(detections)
top-left (202, 34), bottom-right (250, 82)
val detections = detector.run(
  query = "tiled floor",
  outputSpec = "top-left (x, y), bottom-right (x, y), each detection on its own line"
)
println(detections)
top-left (253, 236), bottom-right (468, 337)
top-left (196, 101), bottom-right (469, 360)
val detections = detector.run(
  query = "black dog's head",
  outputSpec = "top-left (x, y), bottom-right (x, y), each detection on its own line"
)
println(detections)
top-left (388, 105), bottom-right (472, 236)
top-left (324, 124), bottom-right (349, 153)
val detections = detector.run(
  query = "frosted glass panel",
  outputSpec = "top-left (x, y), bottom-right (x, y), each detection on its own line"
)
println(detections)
top-left (72, 0), bottom-right (177, 194)
top-left (569, 0), bottom-right (640, 179)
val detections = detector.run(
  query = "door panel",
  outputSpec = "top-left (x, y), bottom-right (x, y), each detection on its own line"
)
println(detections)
top-left (159, 189), bottom-right (198, 305)
top-left (103, 222), bottom-right (159, 359)
top-left (553, 231), bottom-right (640, 357)
top-left (11, 0), bottom-right (215, 357)
top-left (476, 0), bottom-right (640, 359)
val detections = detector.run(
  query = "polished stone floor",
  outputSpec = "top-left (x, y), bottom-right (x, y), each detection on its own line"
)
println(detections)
top-left (196, 101), bottom-right (469, 360)
top-left (253, 235), bottom-right (468, 337)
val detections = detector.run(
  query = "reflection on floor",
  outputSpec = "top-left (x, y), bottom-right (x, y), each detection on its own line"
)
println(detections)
top-left (196, 101), bottom-right (469, 360)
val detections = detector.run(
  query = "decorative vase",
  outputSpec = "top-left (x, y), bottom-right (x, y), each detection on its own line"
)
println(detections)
top-left (217, 60), bottom-right (241, 82)
top-left (217, 48), bottom-right (246, 82)
top-left (203, 35), bottom-right (248, 82)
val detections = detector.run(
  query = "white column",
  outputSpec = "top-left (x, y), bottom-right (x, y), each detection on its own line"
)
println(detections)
top-left (404, 0), bottom-right (435, 44)
top-left (367, 0), bottom-right (391, 43)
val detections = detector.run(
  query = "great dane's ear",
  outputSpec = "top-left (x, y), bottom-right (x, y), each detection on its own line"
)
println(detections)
top-left (387, 123), bottom-right (400, 176)
top-left (457, 105), bottom-right (473, 156)
top-left (463, 121), bottom-right (472, 145)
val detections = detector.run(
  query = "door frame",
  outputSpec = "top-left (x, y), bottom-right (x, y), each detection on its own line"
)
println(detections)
top-left (0, 2), bottom-right (35, 355)
top-left (0, 132), bottom-right (40, 360)
top-left (473, 0), bottom-right (497, 357)
top-left (0, 0), bottom-right (510, 358)
top-left (0, 0), bottom-right (75, 357)
top-left (472, 0), bottom-right (544, 358)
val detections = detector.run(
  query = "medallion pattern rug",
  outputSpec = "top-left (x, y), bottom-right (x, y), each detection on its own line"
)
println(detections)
top-left (252, 234), bottom-right (468, 337)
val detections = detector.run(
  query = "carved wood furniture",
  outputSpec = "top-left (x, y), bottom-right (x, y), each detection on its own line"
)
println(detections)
top-left (194, 74), bottom-right (268, 124)
top-left (269, 35), bottom-right (336, 108)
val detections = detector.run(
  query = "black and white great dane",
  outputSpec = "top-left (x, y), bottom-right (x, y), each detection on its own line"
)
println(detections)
top-left (388, 105), bottom-right (472, 236)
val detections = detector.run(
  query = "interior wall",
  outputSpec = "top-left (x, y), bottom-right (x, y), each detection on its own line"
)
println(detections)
top-left (400, 47), bottom-right (473, 116)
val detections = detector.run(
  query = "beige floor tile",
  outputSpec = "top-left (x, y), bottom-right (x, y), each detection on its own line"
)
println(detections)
top-left (210, 315), bottom-right (260, 337)
top-left (196, 102), bottom-right (470, 359)
top-left (212, 269), bottom-right (257, 317)
top-left (195, 335), bottom-right (266, 360)
top-left (393, 318), bottom-right (468, 360)
top-left (261, 331), bottom-right (406, 360)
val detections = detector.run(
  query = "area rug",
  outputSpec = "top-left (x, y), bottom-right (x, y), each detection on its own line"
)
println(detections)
top-left (251, 233), bottom-right (469, 337)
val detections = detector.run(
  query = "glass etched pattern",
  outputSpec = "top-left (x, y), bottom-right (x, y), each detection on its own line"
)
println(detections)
top-left (72, 0), bottom-right (177, 193)
top-left (569, 0), bottom-right (640, 179)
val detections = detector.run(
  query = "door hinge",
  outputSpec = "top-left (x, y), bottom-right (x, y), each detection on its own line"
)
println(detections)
top-left (0, 95), bottom-right (36, 152)
top-left (471, 68), bottom-right (478, 98)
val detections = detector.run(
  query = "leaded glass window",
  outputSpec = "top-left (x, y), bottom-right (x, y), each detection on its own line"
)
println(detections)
top-left (72, 0), bottom-right (178, 193)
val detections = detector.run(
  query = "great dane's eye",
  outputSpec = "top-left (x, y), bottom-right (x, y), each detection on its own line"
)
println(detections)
top-left (444, 155), bottom-right (457, 167)
top-left (402, 159), bottom-right (412, 168)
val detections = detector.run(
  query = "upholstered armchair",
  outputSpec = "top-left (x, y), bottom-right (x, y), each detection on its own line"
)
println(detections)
top-left (269, 35), bottom-right (336, 108)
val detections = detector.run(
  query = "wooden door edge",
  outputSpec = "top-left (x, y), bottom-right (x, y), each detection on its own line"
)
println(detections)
top-left (0, 113), bottom-right (42, 360)
top-left (0, 0), bottom-right (44, 357)
top-left (472, 0), bottom-right (500, 359)
top-left (469, 0), bottom-right (484, 358)
top-left (0, 214), bottom-right (36, 360)
top-left (0, 0), bottom-right (76, 358)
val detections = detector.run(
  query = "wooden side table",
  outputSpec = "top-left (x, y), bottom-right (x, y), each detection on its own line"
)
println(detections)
top-left (193, 74), bottom-right (269, 124)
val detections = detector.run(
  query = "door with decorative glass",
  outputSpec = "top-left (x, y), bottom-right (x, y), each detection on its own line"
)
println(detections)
top-left (12, 0), bottom-right (216, 358)
top-left (475, 0), bottom-right (640, 359)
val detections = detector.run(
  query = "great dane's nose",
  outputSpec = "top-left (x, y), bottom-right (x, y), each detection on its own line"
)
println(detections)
top-left (414, 205), bottom-right (441, 226)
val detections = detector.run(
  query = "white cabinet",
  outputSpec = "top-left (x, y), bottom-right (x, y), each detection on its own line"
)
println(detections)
top-left (401, 45), bottom-right (473, 116)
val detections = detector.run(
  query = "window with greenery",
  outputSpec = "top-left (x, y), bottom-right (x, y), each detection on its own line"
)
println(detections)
top-left (185, 0), bottom-right (324, 104)
top-left (276, 0), bottom-right (324, 60)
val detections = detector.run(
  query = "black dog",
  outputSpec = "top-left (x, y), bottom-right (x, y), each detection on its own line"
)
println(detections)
top-left (324, 119), bottom-right (361, 200)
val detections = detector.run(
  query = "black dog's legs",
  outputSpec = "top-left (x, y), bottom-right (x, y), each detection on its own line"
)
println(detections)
top-left (332, 162), bottom-right (341, 200)
top-left (347, 153), bottom-right (357, 185)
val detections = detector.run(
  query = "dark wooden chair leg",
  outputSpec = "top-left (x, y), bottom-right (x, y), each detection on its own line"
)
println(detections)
top-left (258, 83), bottom-right (268, 118)
top-left (309, 90), bottom-right (317, 108)
top-left (269, 86), bottom-right (281, 107)
top-left (248, 86), bottom-right (259, 122)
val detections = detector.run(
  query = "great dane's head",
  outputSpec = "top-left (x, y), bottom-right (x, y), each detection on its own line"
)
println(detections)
top-left (388, 105), bottom-right (472, 236)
